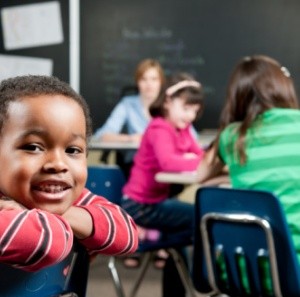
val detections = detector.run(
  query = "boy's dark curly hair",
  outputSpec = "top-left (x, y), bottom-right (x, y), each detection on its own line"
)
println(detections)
top-left (0, 75), bottom-right (92, 138)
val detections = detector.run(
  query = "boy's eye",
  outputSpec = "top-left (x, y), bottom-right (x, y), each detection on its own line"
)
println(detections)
top-left (66, 146), bottom-right (84, 155)
top-left (22, 144), bottom-right (43, 152)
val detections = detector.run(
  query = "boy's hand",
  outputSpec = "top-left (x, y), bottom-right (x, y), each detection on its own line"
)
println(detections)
top-left (0, 196), bottom-right (26, 210)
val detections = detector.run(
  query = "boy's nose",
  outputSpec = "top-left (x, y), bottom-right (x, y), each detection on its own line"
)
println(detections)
top-left (43, 151), bottom-right (68, 172)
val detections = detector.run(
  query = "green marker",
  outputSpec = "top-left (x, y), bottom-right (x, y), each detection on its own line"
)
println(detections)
top-left (235, 247), bottom-right (251, 295)
top-left (215, 245), bottom-right (229, 290)
top-left (257, 249), bottom-right (274, 296)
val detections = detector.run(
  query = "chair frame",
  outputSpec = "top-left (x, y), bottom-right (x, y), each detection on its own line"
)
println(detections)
top-left (201, 212), bottom-right (282, 297)
top-left (193, 186), bottom-right (300, 297)
top-left (123, 248), bottom-right (195, 297)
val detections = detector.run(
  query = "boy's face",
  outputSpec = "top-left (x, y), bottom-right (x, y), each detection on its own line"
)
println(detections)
top-left (0, 95), bottom-right (87, 215)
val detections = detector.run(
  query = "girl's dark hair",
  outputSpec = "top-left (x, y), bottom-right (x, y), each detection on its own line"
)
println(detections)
top-left (215, 55), bottom-right (298, 164)
top-left (0, 75), bottom-right (92, 139)
top-left (149, 72), bottom-right (204, 118)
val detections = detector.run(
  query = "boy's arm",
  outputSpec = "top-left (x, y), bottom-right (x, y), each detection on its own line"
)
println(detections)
top-left (62, 206), bottom-right (93, 239)
top-left (0, 206), bottom-right (73, 272)
top-left (72, 190), bottom-right (138, 256)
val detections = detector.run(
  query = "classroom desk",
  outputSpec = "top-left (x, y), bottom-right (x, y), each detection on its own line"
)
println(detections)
top-left (155, 171), bottom-right (199, 185)
top-left (88, 129), bottom-right (217, 152)
top-left (198, 129), bottom-right (217, 147)
top-left (155, 171), bottom-right (230, 187)
top-left (88, 139), bottom-right (139, 151)
top-left (88, 129), bottom-right (218, 169)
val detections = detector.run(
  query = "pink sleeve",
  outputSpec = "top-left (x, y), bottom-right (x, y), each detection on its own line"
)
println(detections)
top-left (76, 192), bottom-right (138, 256)
top-left (0, 209), bottom-right (73, 271)
top-left (150, 127), bottom-right (205, 172)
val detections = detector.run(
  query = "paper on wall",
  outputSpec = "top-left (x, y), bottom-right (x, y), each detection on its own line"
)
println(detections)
top-left (0, 54), bottom-right (53, 82)
top-left (1, 1), bottom-right (63, 50)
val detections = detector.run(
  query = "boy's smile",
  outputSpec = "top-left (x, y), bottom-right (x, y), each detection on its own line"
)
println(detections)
top-left (0, 94), bottom-right (87, 214)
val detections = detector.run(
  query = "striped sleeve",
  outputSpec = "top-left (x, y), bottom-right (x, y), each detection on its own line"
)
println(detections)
top-left (0, 209), bottom-right (73, 271)
top-left (75, 189), bottom-right (138, 256)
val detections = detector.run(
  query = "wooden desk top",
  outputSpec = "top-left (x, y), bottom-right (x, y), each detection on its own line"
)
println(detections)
top-left (88, 129), bottom-right (217, 151)
top-left (155, 171), bottom-right (230, 187)
top-left (88, 139), bottom-right (139, 151)
top-left (198, 129), bottom-right (217, 147)
top-left (155, 171), bottom-right (199, 185)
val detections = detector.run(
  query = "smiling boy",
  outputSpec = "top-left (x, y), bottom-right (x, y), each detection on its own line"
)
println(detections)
top-left (0, 75), bottom-right (138, 271)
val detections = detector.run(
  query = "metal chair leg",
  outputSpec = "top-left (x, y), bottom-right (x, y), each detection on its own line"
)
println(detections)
top-left (128, 252), bottom-right (153, 297)
top-left (107, 249), bottom-right (197, 297)
top-left (168, 248), bottom-right (197, 297)
top-left (108, 256), bottom-right (126, 297)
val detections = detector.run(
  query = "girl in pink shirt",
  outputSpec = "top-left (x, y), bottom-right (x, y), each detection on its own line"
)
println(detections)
top-left (122, 72), bottom-right (205, 297)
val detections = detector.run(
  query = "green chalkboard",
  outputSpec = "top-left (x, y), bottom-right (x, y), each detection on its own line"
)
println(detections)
top-left (1, 1), bottom-right (300, 131)
top-left (81, 0), bottom-right (300, 130)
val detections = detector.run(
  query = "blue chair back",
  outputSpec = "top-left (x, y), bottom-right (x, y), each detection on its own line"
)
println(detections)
top-left (0, 240), bottom-right (89, 297)
top-left (192, 187), bottom-right (300, 297)
top-left (86, 165), bottom-right (126, 205)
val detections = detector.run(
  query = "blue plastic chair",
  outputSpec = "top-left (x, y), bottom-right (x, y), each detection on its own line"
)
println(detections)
top-left (0, 240), bottom-right (90, 297)
top-left (86, 165), bottom-right (196, 297)
top-left (192, 187), bottom-right (300, 297)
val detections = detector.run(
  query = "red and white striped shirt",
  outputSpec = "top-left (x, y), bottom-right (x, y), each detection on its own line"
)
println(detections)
top-left (0, 188), bottom-right (138, 271)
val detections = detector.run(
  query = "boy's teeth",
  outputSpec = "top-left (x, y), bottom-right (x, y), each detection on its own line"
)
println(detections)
top-left (38, 185), bottom-right (65, 193)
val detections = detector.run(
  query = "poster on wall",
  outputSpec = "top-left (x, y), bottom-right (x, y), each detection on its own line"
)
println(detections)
top-left (0, 1), bottom-right (63, 50)
top-left (0, 54), bottom-right (53, 81)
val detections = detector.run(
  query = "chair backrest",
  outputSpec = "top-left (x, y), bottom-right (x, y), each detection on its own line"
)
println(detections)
top-left (86, 165), bottom-right (126, 205)
top-left (192, 187), bottom-right (300, 297)
top-left (64, 240), bottom-right (90, 297)
top-left (0, 240), bottom-right (89, 297)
